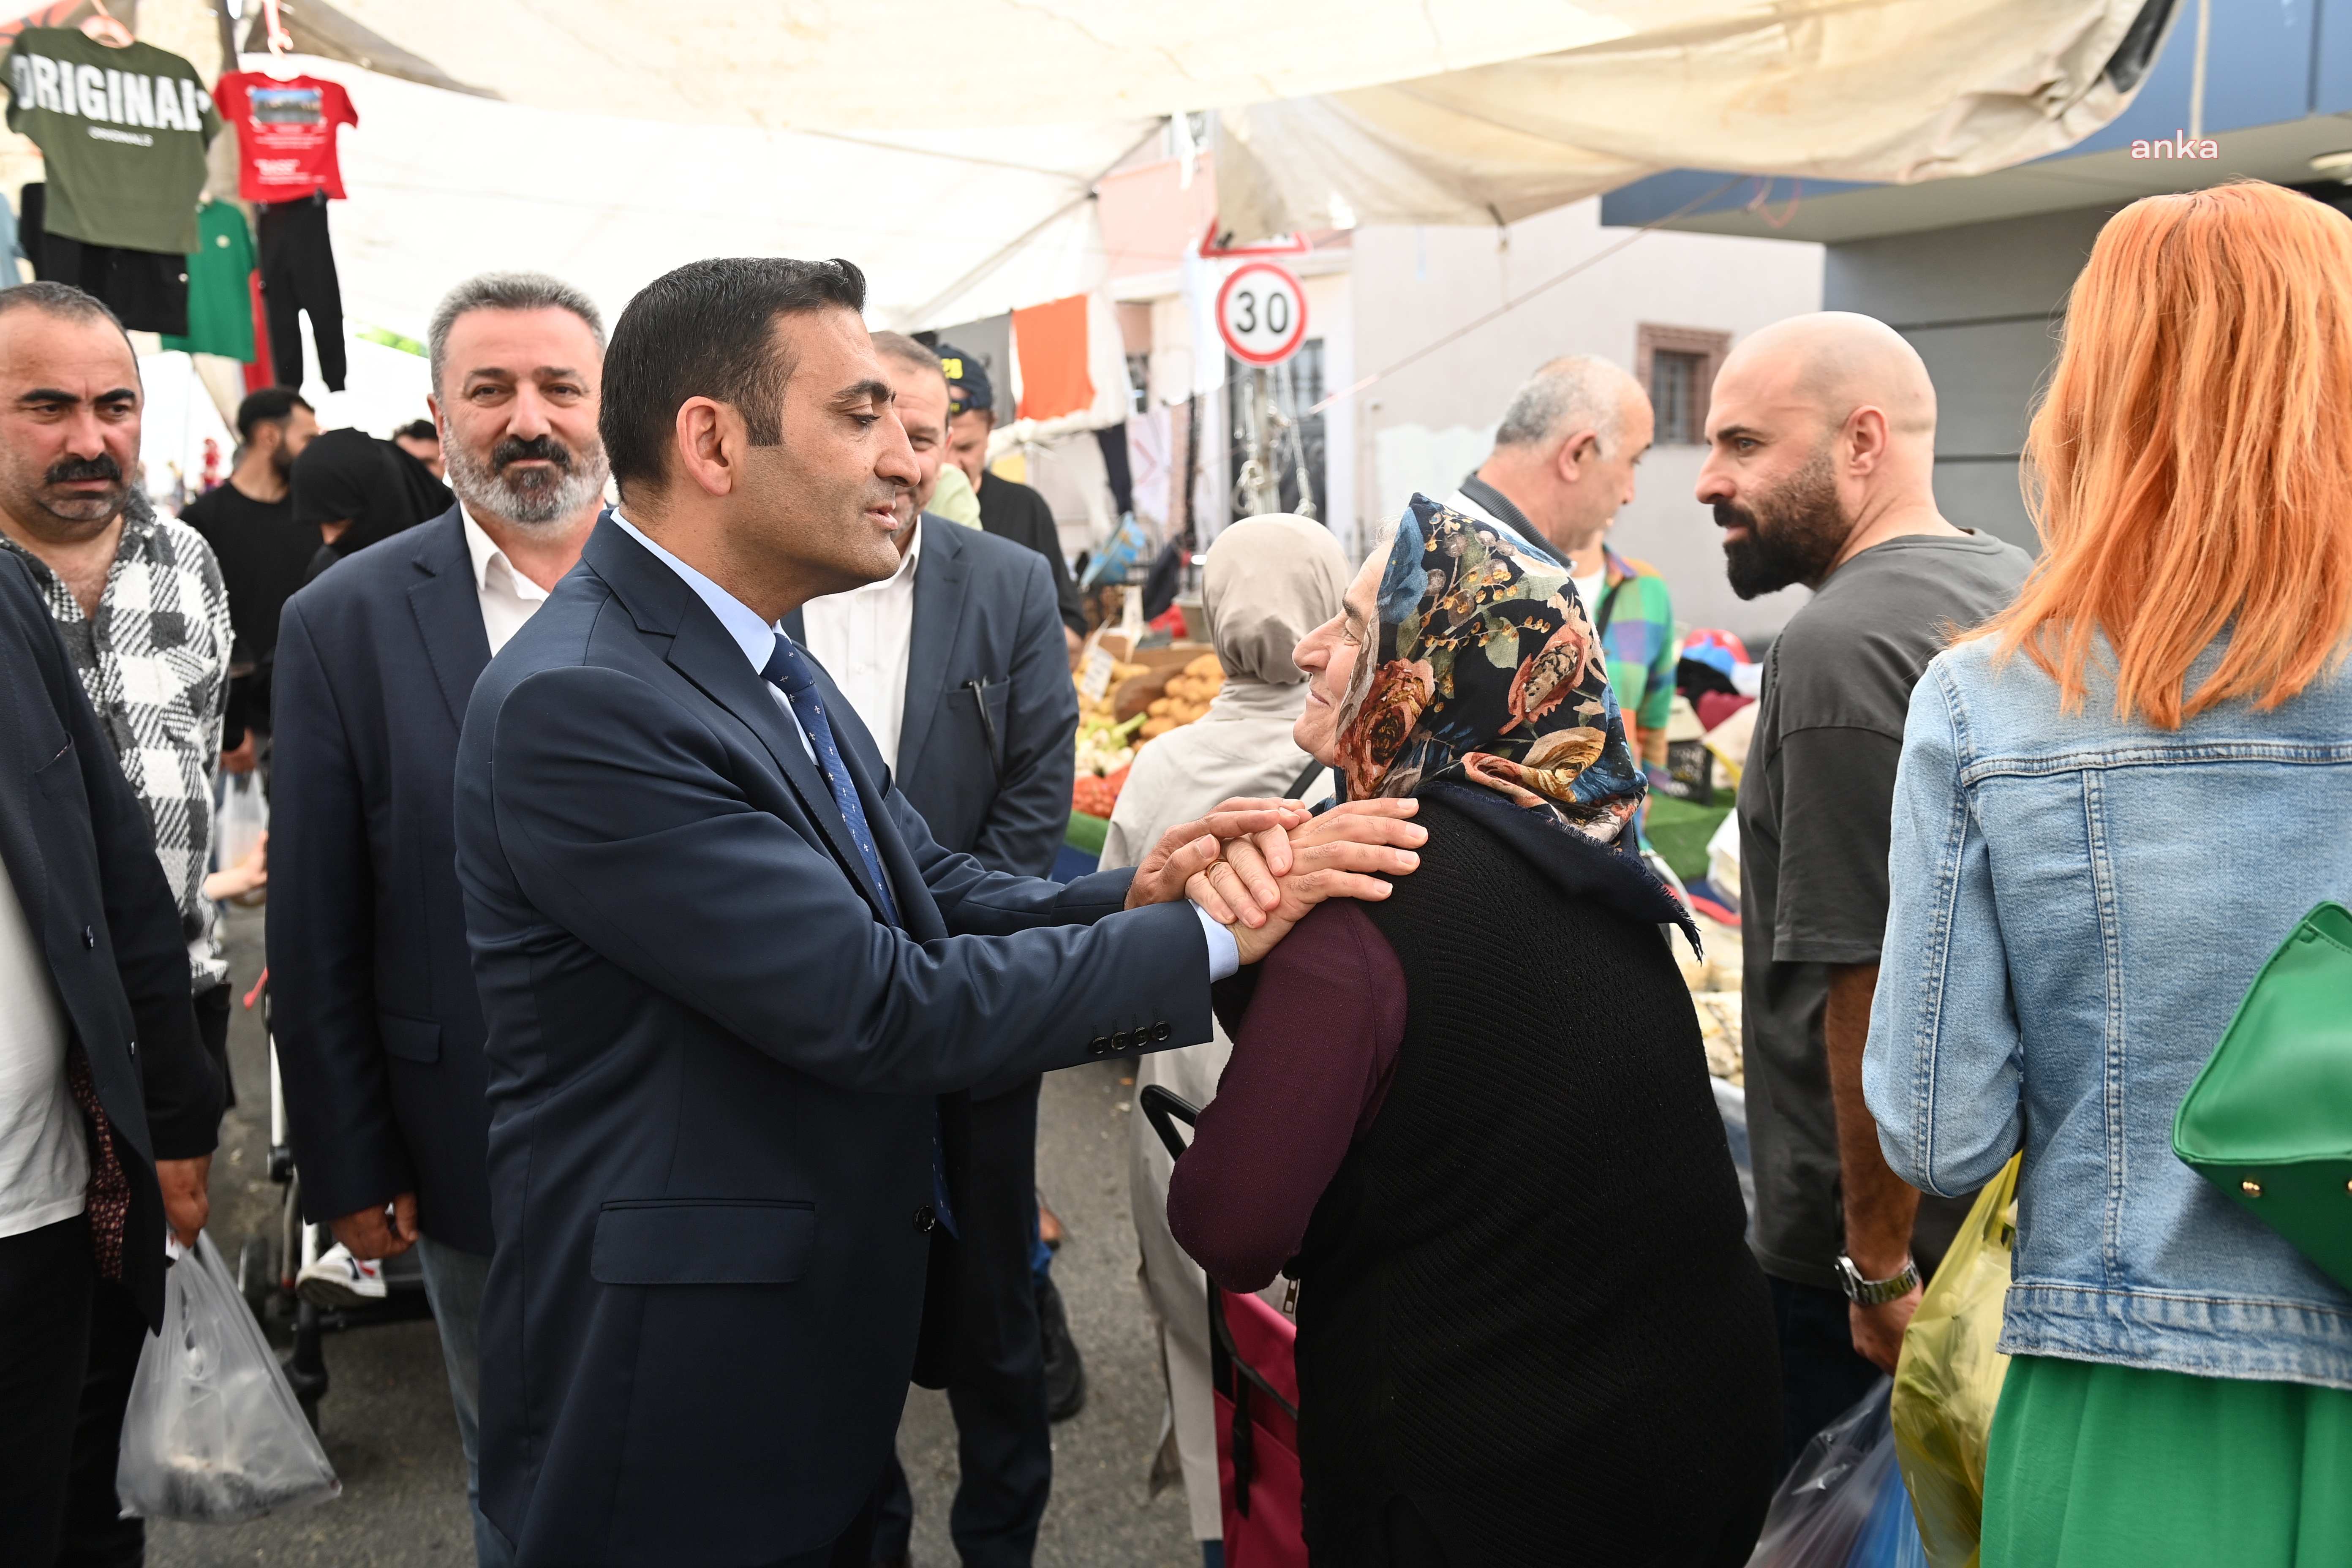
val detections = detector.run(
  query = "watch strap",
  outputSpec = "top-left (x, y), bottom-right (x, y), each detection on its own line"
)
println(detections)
top-left (1837, 1253), bottom-right (1920, 1307)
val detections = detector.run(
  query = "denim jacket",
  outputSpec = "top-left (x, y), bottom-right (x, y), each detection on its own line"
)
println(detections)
top-left (1865, 636), bottom-right (2352, 1390)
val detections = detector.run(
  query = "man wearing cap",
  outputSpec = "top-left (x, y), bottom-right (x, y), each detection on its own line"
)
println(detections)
top-left (937, 346), bottom-right (1086, 656)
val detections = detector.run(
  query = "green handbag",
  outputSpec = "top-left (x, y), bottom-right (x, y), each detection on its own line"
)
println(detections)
top-left (2173, 901), bottom-right (2352, 1292)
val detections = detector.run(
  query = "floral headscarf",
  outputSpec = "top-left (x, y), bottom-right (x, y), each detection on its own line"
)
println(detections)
top-left (1335, 495), bottom-right (1647, 847)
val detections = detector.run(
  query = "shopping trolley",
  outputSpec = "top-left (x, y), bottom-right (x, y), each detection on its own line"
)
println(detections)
top-left (1141, 1085), bottom-right (1309, 1568)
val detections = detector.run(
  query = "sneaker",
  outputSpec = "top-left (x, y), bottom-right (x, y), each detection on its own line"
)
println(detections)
top-left (1037, 1274), bottom-right (1086, 1422)
top-left (297, 1242), bottom-right (387, 1307)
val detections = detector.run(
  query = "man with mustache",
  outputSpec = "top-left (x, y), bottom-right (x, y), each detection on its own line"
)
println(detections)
top-left (0, 278), bottom-right (229, 1568)
top-left (270, 271), bottom-right (609, 1568)
top-left (1696, 312), bottom-right (2029, 1469)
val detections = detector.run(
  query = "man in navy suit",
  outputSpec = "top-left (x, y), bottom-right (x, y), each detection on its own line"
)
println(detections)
top-left (270, 271), bottom-right (610, 1568)
top-left (789, 330), bottom-right (1081, 1568)
top-left (453, 256), bottom-right (1424, 1568)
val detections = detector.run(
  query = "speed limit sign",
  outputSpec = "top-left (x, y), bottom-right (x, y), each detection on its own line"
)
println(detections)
top-left (1217, 261), bottom-right (1309, 367)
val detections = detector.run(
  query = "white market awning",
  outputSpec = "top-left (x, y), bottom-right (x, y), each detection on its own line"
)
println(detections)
top-left (285, 52), bottom-right (1153, 338)
top-left (262, 0), bottom-right (2166, 337)
top-left (1211, 0), bottom-right (2172, 238)
top-left (299, 0), bottom-right (1711, 130)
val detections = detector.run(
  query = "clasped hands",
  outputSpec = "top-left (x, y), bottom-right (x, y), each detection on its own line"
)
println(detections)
top-left (1124, 795), bottom-right (1425, 963)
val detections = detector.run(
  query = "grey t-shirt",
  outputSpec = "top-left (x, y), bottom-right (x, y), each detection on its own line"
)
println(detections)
top-left (1738, 529), bottom-right (2033, 1290)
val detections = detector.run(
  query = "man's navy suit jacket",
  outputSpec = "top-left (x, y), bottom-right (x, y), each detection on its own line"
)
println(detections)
top-left (452, 517), bottom-right (1205, 1566)
top-left (787, 517), bottom-right (1078, 1102)
top-left (787, 516), bottom-right (1074, 881)
top-left (269, 507), bottom-right (498, 1252)
top-left (0, 553), bottom-right (219, 1326)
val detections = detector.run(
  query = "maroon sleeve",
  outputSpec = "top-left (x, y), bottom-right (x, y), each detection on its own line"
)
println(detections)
top-left (1165, 898), bottom-right (1408, 1293)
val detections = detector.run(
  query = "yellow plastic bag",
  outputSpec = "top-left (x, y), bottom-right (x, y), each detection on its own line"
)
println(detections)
top-left (1891, 1152), bottom-right (2021, 1568)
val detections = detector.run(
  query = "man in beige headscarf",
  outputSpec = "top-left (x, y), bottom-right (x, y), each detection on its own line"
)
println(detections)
top-left (1101, 513), bottom-right (1350, 1555)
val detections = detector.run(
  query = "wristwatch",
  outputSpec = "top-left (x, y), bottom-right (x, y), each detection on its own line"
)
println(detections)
top-left (1835, 1252), bottom-right (1920, 1307)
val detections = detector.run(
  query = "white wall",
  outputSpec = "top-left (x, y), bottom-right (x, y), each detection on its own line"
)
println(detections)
top-left (1347, 199), bottom-right (1824, 644)
top-left (1303, 270), bottom-right (1354, 553)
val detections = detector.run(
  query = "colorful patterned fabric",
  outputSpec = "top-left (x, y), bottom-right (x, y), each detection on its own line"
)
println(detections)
top-left (0, 490), bottom-right (230, 989)
top-left (1590, 549), bottom-right (1678, 740)
top-left (1335, 495), bottom-right (1647, 846)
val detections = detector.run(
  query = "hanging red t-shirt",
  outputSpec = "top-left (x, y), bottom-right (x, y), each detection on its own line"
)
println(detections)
top-left (213, 72), bottom-right (358, 202)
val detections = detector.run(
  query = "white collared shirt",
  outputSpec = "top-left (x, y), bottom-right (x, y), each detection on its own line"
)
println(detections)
top-left (609, 511), bottom-right (812, 759)
top-left (796, 517), bottom-right (922, 776)
top-left (460, 505), bottom-right (553, 656)
top-left (0, 851), bottom-right (85, 1240)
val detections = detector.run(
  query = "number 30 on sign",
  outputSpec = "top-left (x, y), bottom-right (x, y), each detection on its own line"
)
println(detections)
top-left (1217, 261), bottom-right (1309, 367)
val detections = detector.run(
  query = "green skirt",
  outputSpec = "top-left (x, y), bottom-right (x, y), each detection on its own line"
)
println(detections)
top-left (1983, 1353), bottom-right (2352, 1568)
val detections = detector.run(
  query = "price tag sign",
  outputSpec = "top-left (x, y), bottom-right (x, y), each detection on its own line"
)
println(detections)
top-left (1080, 645), bottom-right (1118, 703)
top-left (1216, 261), bottom-right (1309, 368)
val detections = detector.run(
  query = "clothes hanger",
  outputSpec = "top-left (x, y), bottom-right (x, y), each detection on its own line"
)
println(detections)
top-left (79, 0), bottom-right (135, 48)
top-left (253, 0), bottom-right (299, 78)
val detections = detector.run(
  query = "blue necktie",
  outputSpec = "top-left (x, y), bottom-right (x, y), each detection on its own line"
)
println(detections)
top-left (761, 634), bottom-right (901, 928)
top-left (763, 634), bottom-right (954, 1233)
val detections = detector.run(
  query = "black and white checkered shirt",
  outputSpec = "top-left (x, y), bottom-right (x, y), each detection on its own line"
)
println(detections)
top-left (1, 490), bottom-right (231, 991)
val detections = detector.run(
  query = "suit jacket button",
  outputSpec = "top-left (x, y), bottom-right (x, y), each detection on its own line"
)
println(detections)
top-left (1088, 1036), bottom-right (1111, 1056)
top-left (82, 925), bottom-right (95, 949)
top-left (913, 1205), bottom-right (936, 1234)
top-left (1152, 1021), bottom-right (1173, 1043)
top-left (1111, 1030), bottom-right (1132, 1052)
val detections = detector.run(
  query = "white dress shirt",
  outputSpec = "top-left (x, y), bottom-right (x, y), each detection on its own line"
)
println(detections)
top-left (0, 852), bottom-right (87, 1239)
top-left (609, 512), bottom-right (1236, 979)
top-left (796, 517), bottom-right (922, 776)
top-left (460, 505), bottom-right (554, 656)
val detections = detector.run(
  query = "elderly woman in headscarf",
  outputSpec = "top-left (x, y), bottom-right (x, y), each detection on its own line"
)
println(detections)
top-left (1168, 496), bottom-right (1780, 1567)
top-left (1100, 514), bottom-right (1352, 1561)
top-left (295, 425), bottom-right (453, 581)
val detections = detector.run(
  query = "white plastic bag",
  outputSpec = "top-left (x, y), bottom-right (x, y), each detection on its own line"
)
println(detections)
top-left (215, 772), bottom-right (268, 886)
top-left (116, 1233), bottom-right (340, 1523)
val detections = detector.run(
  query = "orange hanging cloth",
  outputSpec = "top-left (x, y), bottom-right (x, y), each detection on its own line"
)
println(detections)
top-left (1012, 293), bottom-right (1094, 422)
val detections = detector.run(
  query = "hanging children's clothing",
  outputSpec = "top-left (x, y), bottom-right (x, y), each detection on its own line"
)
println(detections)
top-left (18, 181), bottom-right (191, 335)
top-left (161, 200), bottom-right (257, 362)
top-left (256, 194), bottom-right (344, 391)
top-left (213, 70), bottom-right (356, 392)
top-left (212, 71), bottom-right (356, 202)
top-left (3, 27), bottom-right (219, 255)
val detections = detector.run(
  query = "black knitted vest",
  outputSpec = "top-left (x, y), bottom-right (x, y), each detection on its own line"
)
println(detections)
top-left (1292, 798), bottom-right (1779, 1566)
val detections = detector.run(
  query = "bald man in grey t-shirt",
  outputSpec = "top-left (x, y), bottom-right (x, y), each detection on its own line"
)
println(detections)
top-left (1695, 312), bottom-right (2032, 1468)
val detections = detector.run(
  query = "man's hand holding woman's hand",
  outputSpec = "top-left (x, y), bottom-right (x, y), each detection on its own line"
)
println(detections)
top-left (1125, 795), bottom-right (1426, 964)
top-left (1190, 798), bottom-right (1424, 964)
top-left (1125, 798), bottom-right (1315, 912)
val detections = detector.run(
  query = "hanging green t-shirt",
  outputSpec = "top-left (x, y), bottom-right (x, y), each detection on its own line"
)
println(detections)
top-left (161, 200), bottom-right (256, 361)
top-left (4, 28), bottom-right (220, 255)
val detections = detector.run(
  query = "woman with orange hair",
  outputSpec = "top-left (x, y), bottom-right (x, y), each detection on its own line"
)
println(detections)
top-left (1865, 179), bottom-right (2352, 1565)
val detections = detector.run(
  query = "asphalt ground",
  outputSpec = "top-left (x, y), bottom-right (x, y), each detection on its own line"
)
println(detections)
top-left (149, 906), bottom-right (1198, 1568)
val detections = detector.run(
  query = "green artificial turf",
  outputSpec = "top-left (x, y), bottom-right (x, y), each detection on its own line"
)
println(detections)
top-left (1647, 794), bottom-right (1732, 885)
top-left (1065, 810), bottom-right (1109, 857)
